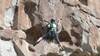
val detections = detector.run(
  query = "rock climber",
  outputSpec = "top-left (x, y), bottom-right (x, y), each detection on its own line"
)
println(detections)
top-left (34, 18), bottom-right (62, 47)
top-left (46, 19), bottom-right (60, 43)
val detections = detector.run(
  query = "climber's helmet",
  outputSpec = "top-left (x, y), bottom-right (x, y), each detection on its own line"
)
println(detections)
top-left (50, 18), bottom-right (55, 23)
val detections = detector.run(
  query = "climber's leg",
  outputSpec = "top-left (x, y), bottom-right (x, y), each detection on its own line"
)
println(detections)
top-left (33, 37), bottom-right (43, 46)
top-left (55, 33), bottom-right (60, 44)
top-left (37, 37), bottom-right (43, 43)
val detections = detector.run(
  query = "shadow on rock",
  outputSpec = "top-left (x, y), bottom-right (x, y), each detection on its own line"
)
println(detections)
top-left (13, 41), bottom-right (24, 56)
top-left (97, 47), bottom-right (100, 56)
top-left (24, 1), bottom-right (37, 26)
top-left (24, 0), bottom-right (42, 26)
top-left (25, 24), bottom-right (43, 44)
top-left (41, 53), bottom-right (61, 56)
top-left (59, 31), bottom-right (73, 45)
top-left (71, 29), bottom-right (82, 46)
top-left (70, 49), bottom-right (90, 56)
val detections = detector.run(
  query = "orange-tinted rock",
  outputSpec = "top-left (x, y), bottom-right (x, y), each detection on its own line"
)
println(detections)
top-left (39, 0), bottom-right (52, 22)
top-left (0, 29), bottom-right (26, 40)
top-left (17, 0), bottom-right (32, 30)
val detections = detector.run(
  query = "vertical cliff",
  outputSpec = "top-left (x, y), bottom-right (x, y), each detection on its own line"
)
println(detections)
top-left (0, 0), bottom-right (100, 56)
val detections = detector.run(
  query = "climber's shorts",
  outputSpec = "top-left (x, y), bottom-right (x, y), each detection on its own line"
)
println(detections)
top-left (45, 31), bottom-right (56, 41)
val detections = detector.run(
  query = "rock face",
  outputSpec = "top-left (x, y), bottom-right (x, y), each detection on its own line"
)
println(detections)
top-left (17, 0), bottom-right (32, 30)
top-left (0, 39), bottom-right (17, 56)
top-left (0, 0), bottom-right (100, 56)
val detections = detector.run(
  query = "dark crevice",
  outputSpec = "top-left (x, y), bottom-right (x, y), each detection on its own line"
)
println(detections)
top-left (24, 1), bottom-right (43, 26)
top-left (71, 29), bottom-right (82, 46)
top-left (79, 8), bottom-right (95, 18)
top-left (59, 31), bottom-right (73, 45)
top-left (12, 41), bottom-right (25, 56)
top-left (96, 25), bottom-right (100, 28)
top-left (24, 1), bottom-right (37, 26)
top-left (0, 27), bottom-right (3, 30)
top-left (12, 6), bottom-right (18, 30)
top-left (28, 45), bottom-right (35, 52)
top-left (70, 17), bottom-right (83, 46)
top-left (45, 53), bottom-right (61, 56)
top-left (79, 0), bottom-right (88, 6)
top-left (61, 0), bottom-right (78, 7)
top-left (0, 36), bottom-right (11, 41)
top-left (25, 24), bottom-right (43, 44)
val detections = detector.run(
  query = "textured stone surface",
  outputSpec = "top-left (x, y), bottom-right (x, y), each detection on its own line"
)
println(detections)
top-left (0, 39), bottom-right (17, 56)
top-left (0, 0), bottom-right (17, 29)
top-left (0, 29), bottom-right (26, 40)
top-left (17, 0), bottom-right (32, 30)
top-left (0, 0), bottom-right (100, 56)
